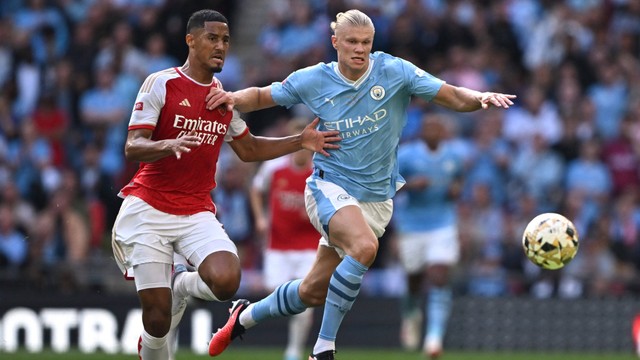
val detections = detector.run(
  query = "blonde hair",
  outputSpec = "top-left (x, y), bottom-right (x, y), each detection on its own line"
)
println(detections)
top-left (330, 9), bottom-right (374, 35)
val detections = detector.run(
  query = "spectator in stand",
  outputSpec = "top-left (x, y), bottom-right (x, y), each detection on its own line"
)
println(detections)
top-left (587, 61), bottom-right (629, 140)
top-left (79, 66), bottom-right (128, 132)
top-left (78, 142), bottom-right (120, 249)
top-left (259, 0), bottom-right (328, 69)
top-left (7, 121), bottom-right (59, 207)
top-left (0, 204), bottom-right (28, 276)
top-left (439, 45), bottom-right (490, 136)
top-left (67, 21), bottom-right (98, 95)
top-left (463, 110), bottom-right (510, 206)
top-left (552, 112), bottom-right (589, 164)
top-left (13, 0), bottom-right (70, 66)
top-left (11, 38), bottom-right (41, 119)
top-left (142, 33), bottom-right (179, 75)
top-left (523, 3), bottom-right (593, 71)
top-left (94, 20), bottom-right (147, 80)
top-left (565, 138), bottom-right (612, 226)
top-left (554, 72), bottom-right (584, 119)
top-left (0, 180), bottom-right (36, 235)
top-left (509, 132), bottom-right (565, 212)
top-left (31, 93), bottom-right (69, 168)
top-left (501, 194), bottom-right (539, 295)
top-left (563, 213), bottom-right (618, 297)
top-left (609, 190), bottom-right (640, 277)
top-left (0, 19), bottom-right (13, 90)
top-left (27, 170), bottom-right (90, 291)
top-left (503, 85), bottom-right (563, 152)
top-left (79, 65), bottom-right (130, 177)
top-left (602, 115), bottom-right (640, 197)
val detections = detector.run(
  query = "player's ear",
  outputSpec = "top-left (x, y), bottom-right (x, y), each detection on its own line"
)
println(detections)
top-left (186, 33), bottom-right (195, 48)
top-left (331, 35), bottom-right (337, 49)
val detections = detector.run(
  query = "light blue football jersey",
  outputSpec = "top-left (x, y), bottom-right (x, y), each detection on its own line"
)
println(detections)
top-left (394, 141), bottom-right (462, 232)
top-left (270, 51), bottom-right (444, 202)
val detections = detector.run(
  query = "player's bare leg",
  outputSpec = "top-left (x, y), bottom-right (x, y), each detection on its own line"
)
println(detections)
top-left (309, 205), bottom-right (378, 358)
top-left (138, 286), bottom-right (172, 360)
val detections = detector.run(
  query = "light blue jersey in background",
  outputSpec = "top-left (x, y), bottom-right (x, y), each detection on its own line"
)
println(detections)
top-left (270, 51), bottom-right (444, 202)
top-left (393, 141), bottom-right (463, 232)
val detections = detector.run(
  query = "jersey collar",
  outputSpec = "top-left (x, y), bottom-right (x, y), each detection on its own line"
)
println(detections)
top-left (333, 59), bottom-right (374, 89)
top-left (176, 66), bottom-right (215, 87)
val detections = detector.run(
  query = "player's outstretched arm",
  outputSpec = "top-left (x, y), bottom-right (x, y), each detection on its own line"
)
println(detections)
top-left (125, 129), bottom-right (202, 162)
top-left (432, 83), bottom-right (516, 112)
top-left (229, 118), bottom-right (340, 162)
top-left (206, 86), bottom-right (277, 113)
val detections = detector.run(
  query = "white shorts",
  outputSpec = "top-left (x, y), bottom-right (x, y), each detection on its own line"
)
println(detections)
top-left (112, 196), bottom-right (238, 280)
top-left (263, 249), bottom-right (317, 290)
top-left (305, 178), bottom-right (393, 257)
top-left (397, 225), bottom-right (460, 274)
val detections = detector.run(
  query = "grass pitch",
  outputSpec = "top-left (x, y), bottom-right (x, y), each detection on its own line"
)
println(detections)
top-left (3, 348), bottom-right (638, 359)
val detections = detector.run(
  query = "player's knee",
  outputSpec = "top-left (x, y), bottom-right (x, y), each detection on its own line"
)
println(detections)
top-left (352, 238), bottom-right (378, 266)
top-left (199, 261), bottom-right (241, 301)
top-left (143, 309), bottom-right (171, 337)
top-left (207, 272), bottom-right (240, 301)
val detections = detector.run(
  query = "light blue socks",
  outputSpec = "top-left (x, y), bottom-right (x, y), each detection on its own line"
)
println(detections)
top-left (318, 256), bottom-right (368, 341)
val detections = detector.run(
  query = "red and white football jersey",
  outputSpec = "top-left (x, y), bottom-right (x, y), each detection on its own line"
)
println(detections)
top-left (119, 67), bottom-right (249, 215)
top-left (253, 156), bottom-right (318, 250)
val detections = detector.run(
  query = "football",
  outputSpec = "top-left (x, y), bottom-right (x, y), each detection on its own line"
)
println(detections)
top-left (522, 213), bottom-right (579, 270)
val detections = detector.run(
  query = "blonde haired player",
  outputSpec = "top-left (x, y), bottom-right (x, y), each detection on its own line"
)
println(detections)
top-left (207, 9), bottom-right (515, 360)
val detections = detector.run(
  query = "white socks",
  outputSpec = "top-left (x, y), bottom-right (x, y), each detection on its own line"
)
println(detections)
top-left (239, 303), bottom-right (258, 329)
top-left (139, 330), bottom-right (169, 360)
top-left (173, 271), bottom-right (219, 301)
top-left (312, 338), bottom-right (335, 355)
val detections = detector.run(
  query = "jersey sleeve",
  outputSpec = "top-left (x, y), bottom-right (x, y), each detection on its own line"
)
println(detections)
top-left (224, 109), bottom-right (249, 142)
top-left (270, 71), bottom-right (305, 108)
top-left (128, 73), bottom-right (167, 130)
top-left (401, 58), bottom-right (445, 102)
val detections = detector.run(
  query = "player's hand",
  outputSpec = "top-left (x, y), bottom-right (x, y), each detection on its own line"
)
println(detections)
top-left (300, 118), bottom-right (341, 157)
top-left (171, 130), bottom-right (201, 159)
top-left (205, 87), bottom-right (234, 112)
top-left (480, 92), bottom-right (516, 109)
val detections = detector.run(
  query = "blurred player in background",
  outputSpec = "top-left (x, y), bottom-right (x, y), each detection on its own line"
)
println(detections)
top-left (206, 9), bottom-right (514, 360)
top-left (393, 114), bottom-right (463, 359)
top-left (250, 118), bottom-right (319, 360)
top-left (111, 9), bottom-right (339, 360)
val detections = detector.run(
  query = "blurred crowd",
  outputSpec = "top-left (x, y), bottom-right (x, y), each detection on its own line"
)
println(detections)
top-left (1, 0), bottom-right (640, 300)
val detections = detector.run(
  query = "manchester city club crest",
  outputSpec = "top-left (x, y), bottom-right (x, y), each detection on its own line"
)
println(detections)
top-left (369, 85), bottom-right (385, 100)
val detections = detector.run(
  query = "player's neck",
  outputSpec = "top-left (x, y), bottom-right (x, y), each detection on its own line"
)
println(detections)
top-left (181, 61), bottom-right (214, 84)
top-left (337, 63), bottom-right (367, 82)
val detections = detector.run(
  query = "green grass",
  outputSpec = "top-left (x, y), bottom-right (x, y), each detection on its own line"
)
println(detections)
top-left (2, 348), bottom-right (638, 360)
